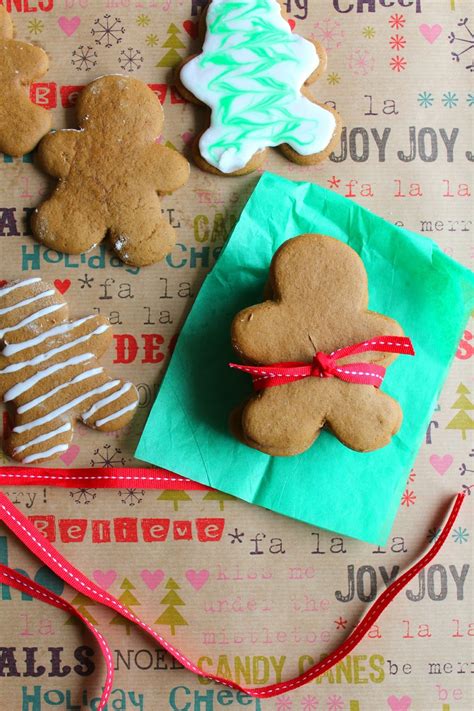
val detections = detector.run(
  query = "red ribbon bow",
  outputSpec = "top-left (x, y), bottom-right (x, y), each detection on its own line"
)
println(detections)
top-left (229, 336), bottom-right (415, 391)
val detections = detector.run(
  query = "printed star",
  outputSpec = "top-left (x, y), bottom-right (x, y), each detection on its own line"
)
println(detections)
top-left (136, 13), bottom-right (151, 27)
top-left (228, 528), bottom-right (245, 543)
top-left (328, 176), bottom-right (341, 189)
top-left (146, 33), bottom-right (159, 47)
top-left (390, 55), bottom-right (407, 72)
top-left (327, 72), bottom-right (341, 85)
top-left (334, 616), bottom-right (347, 629)
top-left (390, 34), bottom-right (406, 50)
top-left (362, 26), bottom-right (375, 39)
top-left (78, 273), bottom-right (94, 289)
top-left (28, 18), bottom-right (44, 35)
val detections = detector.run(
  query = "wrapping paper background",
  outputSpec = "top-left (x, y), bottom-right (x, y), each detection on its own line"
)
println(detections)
top-left (0, 0), bottom-right (472, 709)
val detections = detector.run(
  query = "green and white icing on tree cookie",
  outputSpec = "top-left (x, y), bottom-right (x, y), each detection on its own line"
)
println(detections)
top-left (180, 0), bottom-right (337, 173)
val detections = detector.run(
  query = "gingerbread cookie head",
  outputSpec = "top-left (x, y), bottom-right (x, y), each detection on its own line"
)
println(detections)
top-left (231, 234), bottom-right (414, 456)
top-left (77, 74), bottom-right (164, 139)
top-left (0, 278), bottom-right (139, 464)
top-left (177, 0), bottom-right (341, 175)
top-left (0, 6), bottom-right (51, 157)
top-left (31, 75), bottom-right (189, 267)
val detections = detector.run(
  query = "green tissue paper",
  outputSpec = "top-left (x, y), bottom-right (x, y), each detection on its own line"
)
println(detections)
top-left (136, 173), bottom-right (474, 544)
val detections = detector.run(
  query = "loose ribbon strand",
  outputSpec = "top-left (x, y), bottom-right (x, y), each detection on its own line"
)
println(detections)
top-left (230, 336), bottom-right (415, 391)
top-left (0, 490), bottom-right (463, 703)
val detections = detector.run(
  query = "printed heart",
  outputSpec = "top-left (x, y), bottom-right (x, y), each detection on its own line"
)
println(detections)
top-left (54, 279), bottom-right (71, 294)
top-left (288, 19), bottom-right (295, 31)
top-left (93, 570), bottom-right (117, 589)
top-left (140, 569), bottom-right (165, 590)
top-left (58, 16), bottom-right (81, 37)
top-left (0, 280), bottom-right (7, 288)
top-left (429, 454), bottom-right (453, 475)
top-left (185, 569), bottom-right (209, 590)
top-left (419, 23), bottom-right (442, 44)
top-left (387, 696), bottom-right (412, 711)
top-left (183, 19), bottom-right (198, 39)
top-left (59, 444), bottom-right (80, 465)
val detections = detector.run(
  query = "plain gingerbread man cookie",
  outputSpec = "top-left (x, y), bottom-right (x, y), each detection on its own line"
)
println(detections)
top-left (0, 278), bottom-right (139, 464)
top-left (177, 0), bottom-right (341, 175)
top-left (231, 234), bottom-right (407, 456)
top-left (32, 75), bottom-right (190, 267)
top-left (0, 6), bottom-right (51, 157)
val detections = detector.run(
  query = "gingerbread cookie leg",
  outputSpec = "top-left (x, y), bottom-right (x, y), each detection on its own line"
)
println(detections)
top-left (32, 192), bottom-right (107, 255)
top-left (327, 385), bottom-right (402, 452)
top-left (238, 381), bottom-right (331, 457)
top-left (109, 196), bottom-right (176, 267)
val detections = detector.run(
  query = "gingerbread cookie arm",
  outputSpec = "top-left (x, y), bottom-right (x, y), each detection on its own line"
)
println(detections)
top-left (36, 130), bottom-right (80, 178)
top-left (145, 144), bottom-right (190, 193)
top-left (10, 42), bottom-right (49, 83)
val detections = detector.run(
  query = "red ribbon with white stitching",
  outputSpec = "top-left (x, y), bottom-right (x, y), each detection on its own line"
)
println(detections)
top-left (0, 490), bottom-right (464, 706)
top-left (230, 336), bottom-right (415, 390)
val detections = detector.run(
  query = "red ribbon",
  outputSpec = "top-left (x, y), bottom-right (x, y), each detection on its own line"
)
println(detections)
top-left (0, 491), bottom-right (464, 706)
top-left (230, 336), bottom-right (415, 391)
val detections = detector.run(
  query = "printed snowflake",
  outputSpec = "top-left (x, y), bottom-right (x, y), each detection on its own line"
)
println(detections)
top-left (276, 697), bottom-right (293, 711)
top-left (136, 14), bottom-right (151, 27)
top-left (442, 91), bottom-right (459, 107)
top-left (462, 484), bottom-right (473, 496)
top-left (327, 72), bottom-right (341, 85)
top-left (91, 15), bottom-right (125, 48)
top-left (301, 697), bottom-right (318, 711)
top-left (401, 489), bottom-right (416, 507)
top-left (452, 526), bottom-right (469, 543)
top-left (327, 696), bottom-right (344, 711)
top-left (71, 46), bottom-right (98, 72)
top-left (389, 14), bottom-right (406, 29)
top-left (408, 468), bottom-right (416, 482)
top-left (390, 55), bottom-right (407, 72)
top-left (390, 34), bottom-right (406, 50)
top-left (118, 48), bottom-right (144, 73)
top-left (78, 274), bottom-right (94, 289)
top-left (362, 26), bottom-right (375, 39)
top-left (418, 91), bottom-right (434, 107)
top-left (334, 616), bottom-right (347, 629)
top-left (28, 19), bottom-right (44, 35)
top-left (119, 489), bottom-right (145, 507)
top-left (90, 444), bottom-right (126, 468)
top-left (347, 48), bottom-right (375, 76)
top-left (448, 18), bottom-right (474, 71)
top-left (70, 488), bottom-right (97, 505)
top-left (146, 34), bottom-right (159, 47)
top-left (459, 459), bottom-right (474, 475)
top-left (467, 92), bottom-right (474, 106)
top-left (427, 526), bottom-right (441, 542)
top-left (312, 18), bottom-right (345, 53)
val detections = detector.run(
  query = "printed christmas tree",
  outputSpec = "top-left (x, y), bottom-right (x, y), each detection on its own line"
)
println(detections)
top-left (155, 578), bottom-right (188, 635)
top-left (65, 592), bottom-right (98, 626)
top-left (109, 578), bottom-right (141, 636)
top-left (446, 384), bottom-right (474, 440)
top-left (157, 489), bottom-right (192, 511)
top-left (202, 490), bottom-right (235, 511)
top-left (157, 23), bottom-right (185, 68)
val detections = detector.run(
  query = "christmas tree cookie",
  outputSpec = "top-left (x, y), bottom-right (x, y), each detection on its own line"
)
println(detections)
top-left (177, 0), bottom-right (341, 175)
top-left (0, 5), bottom-right (51, 156)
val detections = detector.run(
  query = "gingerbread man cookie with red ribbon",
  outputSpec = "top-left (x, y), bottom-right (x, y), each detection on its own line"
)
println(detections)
top-left (32, 75), bottom-right (190, 267)
top-left (0, 6), bottom-right (51, 157)
top-left (230, 234), bottom-right (414, 456)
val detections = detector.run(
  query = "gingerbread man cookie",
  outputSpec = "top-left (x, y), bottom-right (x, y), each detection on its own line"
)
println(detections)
top-left (177, 0), bottom-right (341, 175)
top-left (0, 278), bottom-right (139, 464)
top-left (230, 235), bottom-right (414, 456)
top-left (0, 6), bottom-right (51, 157)
top-left (32, 75), bottom-right (190, 267)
